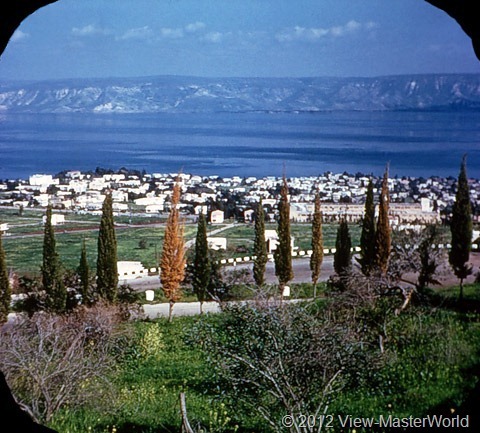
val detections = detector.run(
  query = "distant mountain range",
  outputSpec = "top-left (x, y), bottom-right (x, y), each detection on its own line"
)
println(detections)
top-left (1, 74), bottom-right (480, 114)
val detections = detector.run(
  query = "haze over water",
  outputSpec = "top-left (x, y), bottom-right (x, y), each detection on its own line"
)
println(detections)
top-left (1, 110), bottom-right (479, 180)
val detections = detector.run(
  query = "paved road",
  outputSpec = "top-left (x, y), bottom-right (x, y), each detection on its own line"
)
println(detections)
top-left (124, 255), bottom-right (337, 291)
top-left (234, 255), bottom-right (336, 284)
top-left (125, 255), bottom-right (336, 319)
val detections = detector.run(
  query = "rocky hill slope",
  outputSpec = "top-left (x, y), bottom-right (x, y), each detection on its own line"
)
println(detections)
top-left (1, 74), bottom-right (479, 114)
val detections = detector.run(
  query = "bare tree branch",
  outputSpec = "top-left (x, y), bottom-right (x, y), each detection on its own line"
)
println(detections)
top-left (0, 304), bottom-right (124, 423)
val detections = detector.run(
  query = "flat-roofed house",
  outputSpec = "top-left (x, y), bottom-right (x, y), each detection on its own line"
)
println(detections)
top-left (265, 229), bottom-right (295, 254)
top-left (42, 214), bottom-right (65, 226)
top-left (210, 210), bottom-right (224, 224)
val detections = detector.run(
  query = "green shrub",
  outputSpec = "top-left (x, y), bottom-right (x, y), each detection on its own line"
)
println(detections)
top-left (332, 308), bottom-right (480, 419)
top-left (44, 292), bottom-right (480, 433)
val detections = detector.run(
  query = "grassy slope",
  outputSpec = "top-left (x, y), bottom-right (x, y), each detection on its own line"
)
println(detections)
top-left (48, 285), bottom-right (480, 433)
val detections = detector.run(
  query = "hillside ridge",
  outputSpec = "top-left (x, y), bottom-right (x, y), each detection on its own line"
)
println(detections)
top-left (1, 73), bottom-right (479, 114)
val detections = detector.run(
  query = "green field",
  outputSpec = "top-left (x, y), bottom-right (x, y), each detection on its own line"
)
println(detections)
top-left (0, 207), bottom-right (362, 275)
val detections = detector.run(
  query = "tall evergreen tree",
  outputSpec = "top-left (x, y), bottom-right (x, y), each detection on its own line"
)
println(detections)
top-left (374, 165), bottom-right (391, 275)
top-left (310, 193), bottom-right (324, 298)
top-left (78, 238), bottom-right (90, 304)
top-left (96, 193), bottom-right (118, 303)
top-left (417, 225), bottom-right (441, 292)
top-left (192, 212), bottom-right (210, 313)
top-left (253, 198), bottom-right (268, 288)
top-left (357, 179), bottom-right (376, 276)
top-left (449, 154), bottom-right (472, 299)
top-left (42, 205), bottom-right (66, 313)
top-left (160, 180), bottom-right (186, 321)
top-left (207, 250), bottom-right (226, 301)
top-left (0, 232), bottom-right (11, 323)
top-left (334, 218), bottom-right (352, 276)
top-left (274, 176), bottom-right (294, 295)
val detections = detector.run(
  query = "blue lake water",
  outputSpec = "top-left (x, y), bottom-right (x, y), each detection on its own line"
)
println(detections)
top-left (0, 110), bottom-right (479, 180)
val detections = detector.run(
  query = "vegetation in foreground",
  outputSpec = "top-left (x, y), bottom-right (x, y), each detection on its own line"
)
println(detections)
top-left (0, 282), bottom-right (478, 433)
top-left (0, 158), bottom-right (478, 432)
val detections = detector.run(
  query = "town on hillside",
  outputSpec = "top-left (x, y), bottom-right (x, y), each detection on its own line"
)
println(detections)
top-left (1, 169), bottom-right (479, 230)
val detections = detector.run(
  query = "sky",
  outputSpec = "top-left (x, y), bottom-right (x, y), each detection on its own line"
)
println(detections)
top-left (0, 0), bottom-right (479, 81)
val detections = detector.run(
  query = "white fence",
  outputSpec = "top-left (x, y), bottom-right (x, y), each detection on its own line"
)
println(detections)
top-left (218, 243), bottom-right (480, 266)
top-left (118, 243), bottom-right (480, 277)
top-left (219, 246), bottom-right (362, 266)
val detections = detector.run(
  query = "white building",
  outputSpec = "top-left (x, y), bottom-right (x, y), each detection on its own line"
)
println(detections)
top-left (29, 174), bottom-right (57, 187)
top-left (194, 205), bottom-right (208, 215)
top-left (117, 261), bottom-right (147, 278)
top-left (420, 197), bottom-right (433, 213)
top-left (43, 214), bottom-right (65, 226)
top-left (146, 204), bottom-right (164, 213)
top-left (111, 190), bottom-right (128, 203)
top-left (135, 197), bottom-right (165, 207)
top-left (103, 174), bottom-right (125, 182)
top-left (112, 203), bottom-right (129, 212)
top-left (210, 210), bottom-right (225, 224)
top-left (244, 209), bottom-right (255, 222)
top-left (264, 229), bottom-right (295, 254)
top-left (65, 170), bottom-right (84, 180)
top-left (290, 203), bottom-right (314, 223)
top-left (207, 237), bottom-right (227, 251)
top-left (36, 194), bottom-right (51, 207)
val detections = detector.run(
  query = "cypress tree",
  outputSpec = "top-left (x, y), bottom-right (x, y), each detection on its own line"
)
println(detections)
top-left (253, 198), bottom-right (268, 288)
top-left (207, 250), bottom-right (225, 300)
top-left (0, 232), bottom-right (11, 324)
top-left (334, 218), bottom-right (352, 276)
top-left (449, 154), bottom-right (472, 300)
top-left (96, 193), bottom-right (118, 303)
top-left (357, 179), bottom-right (376, 276)
top-left (160, 180), bottom-right (186, 321)
top-left (274, 176), bottom-right (294, 295)
top-left (42, 205), bottom-right (66, 313)
top-left (192, 212), bottom-right (210, 313)
top-left (78, 238), bottom-right (90, 304)
top-left (374, 165), bottom-right (391, 275)
top-left (310, 193), bottom-right (324, 298)
top-left (417, 225), bottom-right (440, 292)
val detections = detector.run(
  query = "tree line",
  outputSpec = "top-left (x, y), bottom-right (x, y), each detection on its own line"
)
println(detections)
top-left (162, 155), bottom-right (475, 321)
top-left (0, 156), bottom-right (475, 323)
top-left (0, 193), bottom-right (120, 321)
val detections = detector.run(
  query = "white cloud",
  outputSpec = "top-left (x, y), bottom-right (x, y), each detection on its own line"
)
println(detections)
top-left (330, 20), bottom-right (361, 37)
top-left (11, 29), bottom-right (29, 42)
top-left (365, 21), bottom-right (378, 31)
top-left (118, 26), bottom-right (154, 41)
top-left (116, 23), bottom-right (207, 43)
top-left (203, 32), bottom-right (223, 43)
top-left (276, 20), bottom-right (376, 43)
top-left (160, 27), bottom-right (184, 39)
top-left (72, 24), bottom-right (111, 37)
top-left (185, 22), bottom-right (206, 33)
